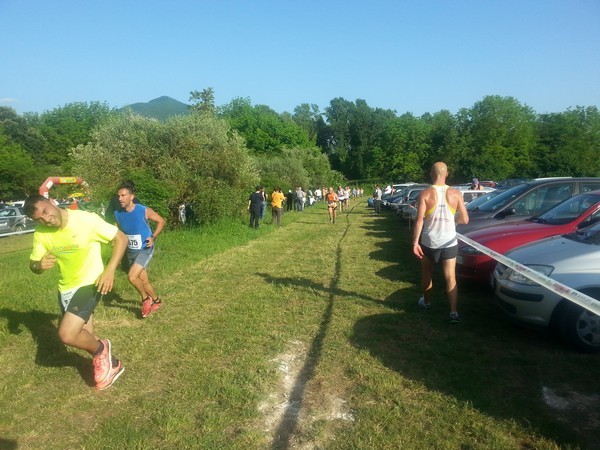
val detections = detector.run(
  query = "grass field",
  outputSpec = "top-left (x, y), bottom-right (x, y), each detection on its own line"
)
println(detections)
top-left (1, 200), bottom-right (599, 449)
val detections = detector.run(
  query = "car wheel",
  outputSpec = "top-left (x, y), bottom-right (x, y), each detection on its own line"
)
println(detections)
top-left (559, 302), bottom-right (600, 353)
top-left (14, 224), bottom-right (25, 232)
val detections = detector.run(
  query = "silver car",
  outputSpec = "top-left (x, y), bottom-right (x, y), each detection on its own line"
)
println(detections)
top-left (0, 206), bottom-right (36, 235)
top-left (492, 222), bottom-right (600, 352)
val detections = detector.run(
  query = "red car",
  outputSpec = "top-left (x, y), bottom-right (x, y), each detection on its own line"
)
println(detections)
top-left (456, 191), bottom-right (600, 283)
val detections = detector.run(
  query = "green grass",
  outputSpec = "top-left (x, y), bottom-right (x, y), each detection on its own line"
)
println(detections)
top-left (1, 201), bottom-right (598, 449)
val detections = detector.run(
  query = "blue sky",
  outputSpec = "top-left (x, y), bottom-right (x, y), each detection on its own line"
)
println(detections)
top-left (1, 0), bottom-right (599, 116)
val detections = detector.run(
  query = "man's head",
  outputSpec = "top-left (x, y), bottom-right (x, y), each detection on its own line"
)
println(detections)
top-left (24, 194), bottom-right (65, 228)
top-left (472, 178), bottom-right (479, 185)
top-left (117, 183), bottom-right (136, 210)
top-left (431, 162), bottom-right (449, 181)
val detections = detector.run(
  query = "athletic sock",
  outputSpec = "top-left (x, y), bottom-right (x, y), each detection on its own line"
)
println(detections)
top-left (93, 341), bottom-right (104, 357)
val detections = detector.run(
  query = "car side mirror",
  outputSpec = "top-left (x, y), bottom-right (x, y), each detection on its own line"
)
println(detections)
top-left (499, 207), bottom-right (516, 218)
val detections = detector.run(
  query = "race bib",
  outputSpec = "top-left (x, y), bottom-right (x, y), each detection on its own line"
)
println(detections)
top-left (59, 287), bottom-right (77, 310)
top-left (126, 234), bottom-right (143, 250)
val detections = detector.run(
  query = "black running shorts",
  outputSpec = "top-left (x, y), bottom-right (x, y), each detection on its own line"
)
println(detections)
top-left (57, 284), bottom-right (101, 322)
top-left (421, 244), bottom-right (458, 264)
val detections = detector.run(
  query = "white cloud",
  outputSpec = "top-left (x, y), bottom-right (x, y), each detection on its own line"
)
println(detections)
top-left (0, 98), bottom-right (18, 103)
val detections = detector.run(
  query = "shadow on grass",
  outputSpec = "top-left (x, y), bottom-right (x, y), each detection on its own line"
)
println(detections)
top-left (0, 438), bottom-right (18, 450)
top-left (352, 211), bottom-right (600, 448)
top-left (262, 208), bottom-right (355, 450)
top-left (0, 308), bottom-right (93, 386)
top-left (350, 299), bottom-right (597, 447)
top-left (102, 291), bottom-right (141, 317)
top-left (257, 273), bottom-right (382, 306)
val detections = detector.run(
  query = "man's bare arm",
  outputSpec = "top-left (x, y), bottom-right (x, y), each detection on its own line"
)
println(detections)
top-left (96, 230), bottom-right (128, 295)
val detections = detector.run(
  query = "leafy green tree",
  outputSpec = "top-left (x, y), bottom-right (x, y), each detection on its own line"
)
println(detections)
top-left (0, 130), bottom-right (40, 199)
top-left (376, 113), bottom-right (431, 182)
top-left (535, 106), bottom-right (600, 176)
top-left (32, 101), bottom-right (113, 168)
top-left (458, 96), bottom-right (536, 180)
top-left (292, 103), bottom-right (321, 143)
top-left (0, 106), bottom-right (48, 162)
top-left (71, 112), bottom-right (259, 225)
top-left (323, 97), bottom-right (355, 172)
top-left (220, 98), bottom-right (312, 154)
top-left (423, 110), bottom-right (468, 180)
top-left (189, 87), bottom-right (216, 115)
top-left (255, 145), bottom-right (340, 193)
top-left (324, 98), bottom-right (396, 179)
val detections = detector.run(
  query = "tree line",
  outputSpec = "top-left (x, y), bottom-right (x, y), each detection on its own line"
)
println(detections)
top-left (1, 91), bottom-right (599, 225)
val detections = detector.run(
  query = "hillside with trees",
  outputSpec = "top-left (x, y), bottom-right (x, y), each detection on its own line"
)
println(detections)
top-left (1, 89), bottom-right (599, 223)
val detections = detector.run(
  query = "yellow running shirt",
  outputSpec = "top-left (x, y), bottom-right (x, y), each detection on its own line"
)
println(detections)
top-left (30, 210), bottom-right (119, 292)
top-left (271, 191), bottom-right (285, 208)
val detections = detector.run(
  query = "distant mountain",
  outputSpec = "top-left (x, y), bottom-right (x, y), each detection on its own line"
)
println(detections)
top-left (120, 96), bottom-right (190, 121)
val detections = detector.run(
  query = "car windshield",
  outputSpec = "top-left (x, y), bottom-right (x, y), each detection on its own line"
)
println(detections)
top-left (466, 191), bottom-right (500, 210)
top-left (565, 219), bottom-right (600, 244)
top-left (532, 193), bottom-right (600, 225)
top-left (0, 209), bottom-right (17, 217)
top-left (476, 183), bottom-right (531, 212)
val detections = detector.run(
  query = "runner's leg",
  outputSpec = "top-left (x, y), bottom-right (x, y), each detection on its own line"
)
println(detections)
top-left (421, 256), bottom-right (434, 305)
top-left (442, 257), bottom-right (458, 313)
top-left (58, 312), bottom-right (99, 354)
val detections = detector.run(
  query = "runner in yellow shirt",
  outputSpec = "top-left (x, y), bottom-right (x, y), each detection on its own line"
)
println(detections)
top-left (270, 187), bottom-right (286, 226)
top-left (24, 194), bottom-right (128, 390)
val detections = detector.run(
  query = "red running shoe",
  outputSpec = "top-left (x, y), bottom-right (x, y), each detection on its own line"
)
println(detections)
top-left (141, 297), bottom-right (152, 318)
top-left (93, 339), bottom-right (112, 384)
top-left (149, 298), bottom-right (163, 315)
top-left (96, 360), bottom-right (124, 391)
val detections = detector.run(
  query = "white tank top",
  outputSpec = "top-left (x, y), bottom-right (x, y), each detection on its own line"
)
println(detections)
top-left (420, 185), bottom-right (457, 249)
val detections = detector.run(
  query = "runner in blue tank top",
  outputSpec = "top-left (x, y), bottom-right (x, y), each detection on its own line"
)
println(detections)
top-left (114, 181), bottom-right (166, 318)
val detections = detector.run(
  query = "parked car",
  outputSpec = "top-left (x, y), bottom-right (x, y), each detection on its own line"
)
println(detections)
top-left (495, 178), bottom-right (529, 190)
top-left (400, 188), bottom-right (495, 221)
top-left (390, 185), bottom-right (429, 212)
top-left (466, 190), bottom-right (501, 211)
top-left (367, 188), bottom-right (402, 208)
top-left (0, 206), bottom-right (36, 235)
top-left (492, 221), bottom-right (600, 352)
top-left (396, 187), bottom-right (429, 217)
top-left (457, 177), bottom-right (600, 234)
top-left (458, 191), bottom-right (600, 283)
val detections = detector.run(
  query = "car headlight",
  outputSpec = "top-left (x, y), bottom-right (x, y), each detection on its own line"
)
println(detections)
top-left (460, 246), bottom-right (483, 256)
top-left (506, 265), bottom-right (554, 285)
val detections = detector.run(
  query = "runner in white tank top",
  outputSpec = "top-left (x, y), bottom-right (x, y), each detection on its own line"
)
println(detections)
top-left (420, 185), bottom-right (457, 249)
top-left (412, 162), bottom-right (469, 323)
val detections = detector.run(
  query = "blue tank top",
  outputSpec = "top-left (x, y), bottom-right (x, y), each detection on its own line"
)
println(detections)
top-left (114, 204), bottom-right (152, 250)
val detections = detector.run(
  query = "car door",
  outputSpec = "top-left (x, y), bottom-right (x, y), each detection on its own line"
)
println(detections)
top-left (510, 182), bottom-right (574, 218)
top-left (0, 208), bottom-right (17, 233)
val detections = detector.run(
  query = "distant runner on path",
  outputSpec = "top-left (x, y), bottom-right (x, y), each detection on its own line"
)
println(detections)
top-left (326, 187), bottom-right (339, 223)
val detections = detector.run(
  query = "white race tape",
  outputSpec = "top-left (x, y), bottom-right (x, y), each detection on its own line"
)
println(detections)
top-left (457, 233), bottom-right (600, 316)
top-left (0, 229), bottom-right (35, 238)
